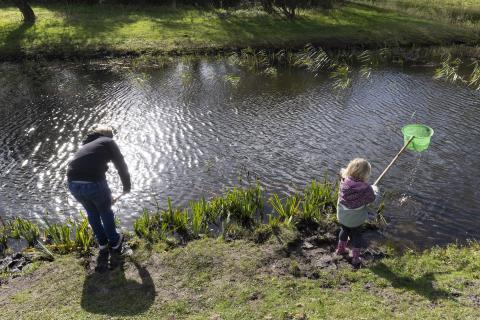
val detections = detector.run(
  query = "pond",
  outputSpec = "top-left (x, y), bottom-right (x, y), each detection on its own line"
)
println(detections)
top-left (0, 59), bottom-right (479, 249)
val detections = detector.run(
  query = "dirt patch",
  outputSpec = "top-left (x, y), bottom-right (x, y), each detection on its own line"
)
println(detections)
top-left (259, 228), bottom-right (387, 278)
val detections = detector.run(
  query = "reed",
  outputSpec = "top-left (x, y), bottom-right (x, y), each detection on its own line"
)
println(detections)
top-left (73, 215), bottom-right (94, 254)
top-left (189, 198), bottom-right (209, 237)
top-left (9, 218), bottom-right (40, 246)
top-left (299, 179), bottom-right (338, 223)
top-left (219, 184), bottom-right (263, 228)
top-left (434, 54), bottom-right (465, 83)
top-left (133, 209), bottom-right (166, 242)
top-left (468, 60), bottom-right (480, 90)
top-left (44, 220), bottom-right (74, 253)
top-left (269, 193), bottom-right (300, 226)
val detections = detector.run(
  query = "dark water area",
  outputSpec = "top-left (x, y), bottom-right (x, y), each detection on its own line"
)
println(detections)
top-left (0, 59), bottom-right (479, 249)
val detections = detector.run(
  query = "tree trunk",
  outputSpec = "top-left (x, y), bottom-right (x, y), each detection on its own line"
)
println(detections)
top-left (261, 0), bottom-right (274, 14)
top-left (12, 0), bottom-right (35, 24)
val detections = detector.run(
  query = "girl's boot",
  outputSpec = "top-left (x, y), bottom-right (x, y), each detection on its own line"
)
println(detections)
top-left (351, 247), bottom-right (362, 267)
top-left (335, 240), bottom-right (348, 255)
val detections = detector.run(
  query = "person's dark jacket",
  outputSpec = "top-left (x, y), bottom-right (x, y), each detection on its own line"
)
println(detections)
top-left (67, 133), bottom-right (131, 192)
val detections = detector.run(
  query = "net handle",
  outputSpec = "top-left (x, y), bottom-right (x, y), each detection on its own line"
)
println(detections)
top-left (374, 136), bottom-right (415, 186)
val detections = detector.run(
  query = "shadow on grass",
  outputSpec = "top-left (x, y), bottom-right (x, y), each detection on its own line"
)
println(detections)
top-left (3, 19), bottom-right (34, 54)
top-left (81, 252), bottom-right (155, 316)
top-left (370, 262), bottom-right (451, 301)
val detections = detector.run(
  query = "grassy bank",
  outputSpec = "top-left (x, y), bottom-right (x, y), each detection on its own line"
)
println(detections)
top-left (1, 181), bottom-right (479, 318)
top-left (0, 2), bottom-right (478, 59)
top-left (1, 235), bottom-right (479, 319)
top-left (356, 0), bottom-right (480, 29)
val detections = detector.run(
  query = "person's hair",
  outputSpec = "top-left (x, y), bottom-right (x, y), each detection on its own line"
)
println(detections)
top-left (90, 124), bottom-right (115, 138)
top-left (340, 158), bottom-right (371, 182)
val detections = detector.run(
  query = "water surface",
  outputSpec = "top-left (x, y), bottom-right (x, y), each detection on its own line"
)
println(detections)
top-left (0, 59), bottom-right (479, 248)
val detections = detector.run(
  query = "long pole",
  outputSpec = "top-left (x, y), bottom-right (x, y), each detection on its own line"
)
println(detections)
top-left (374, 136), bottom-right (415, 186)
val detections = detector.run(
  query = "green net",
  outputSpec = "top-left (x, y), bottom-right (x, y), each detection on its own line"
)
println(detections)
top-left (401, 124), bottom-right (434, 152)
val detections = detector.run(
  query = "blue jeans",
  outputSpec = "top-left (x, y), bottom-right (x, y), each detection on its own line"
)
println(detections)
top-left (68, 180), bottom-right (120, 246)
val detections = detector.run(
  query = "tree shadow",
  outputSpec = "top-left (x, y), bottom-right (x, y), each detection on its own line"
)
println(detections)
top-left (3, 19), bottom-right (34, 55)
top-left (370, 262), bottom-right (452, 301)
top-left (81, 252), bottom-right (155, 316)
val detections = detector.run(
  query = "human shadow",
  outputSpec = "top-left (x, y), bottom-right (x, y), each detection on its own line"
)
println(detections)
top-left (370, 262), bottom-right (451, 301)
top-left (81, 252), bottom-right (155, 316)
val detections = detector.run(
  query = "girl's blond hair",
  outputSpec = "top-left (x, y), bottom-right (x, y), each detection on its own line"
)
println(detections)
top-left (340, 158), bottom-right (371, 182)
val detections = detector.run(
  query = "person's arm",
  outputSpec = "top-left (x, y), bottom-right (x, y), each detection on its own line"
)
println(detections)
top-left (363, 185), bottom-right (376, 205)
top-left (109, 140), bottom-right (131, 193)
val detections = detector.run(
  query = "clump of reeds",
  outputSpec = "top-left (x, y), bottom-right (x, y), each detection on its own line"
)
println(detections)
top-left (9, 218), bottom-right (40, 246)
top-left (269, 193), bottom-right (300, 226)
top-left (44, 220), bottom-right (74, 253)
top-left (134, 209), bottom-right (167, 243)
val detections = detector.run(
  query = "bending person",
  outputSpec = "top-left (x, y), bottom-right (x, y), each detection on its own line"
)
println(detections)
top-left (67, 124), bottom-right (131, 253)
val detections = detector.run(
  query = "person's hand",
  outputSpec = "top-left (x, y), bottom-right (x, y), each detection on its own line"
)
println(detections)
top-left (112, 192), bottom-right (127, 204)
top-left (372, 185), bottom-right (379, 195)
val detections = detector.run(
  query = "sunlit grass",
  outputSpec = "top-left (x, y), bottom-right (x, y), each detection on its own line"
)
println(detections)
top-left (0, 3), bottom-right (477, 57)
top-left (355, 0), bottom-right (480, 30)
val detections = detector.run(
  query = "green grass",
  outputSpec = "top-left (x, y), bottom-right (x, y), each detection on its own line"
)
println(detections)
top-left (0, 2), bottom-right (478, 58)
top-left (1, 237), bottom-right (479, 319)
top-left (357, 0), bottom-right (480, 29)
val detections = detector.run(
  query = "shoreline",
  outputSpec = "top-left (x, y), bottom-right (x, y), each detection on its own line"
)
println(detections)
top-left (1, 3), bottom-right (479, 62)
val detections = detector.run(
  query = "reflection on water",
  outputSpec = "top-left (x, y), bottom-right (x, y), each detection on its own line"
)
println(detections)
top-left (0, 59), bottom-right (479, 248)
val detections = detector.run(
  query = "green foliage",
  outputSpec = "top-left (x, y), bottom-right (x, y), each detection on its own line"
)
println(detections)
top-left (288, 259), bottom-right (301, 277)
top-left (9, 218), bottom-right (40, 246)
top-left (267, 214), bottom-right (281, 234)
top-left (44, 220), bottom-right (74, 253)
top-left (294, 44), bottom-right (334, 75)
top-left (299, 179), bottom-right (338, 223)
top-left (212, 184), bottom-right (263, 228)
top-left (134, 209), bottom-right (167, 242)
top-left (72, 215), bottom-right (94, 254)
top-left (330, 64), bottom-right (352, 90)
top-left (189, 198), bottom-right (209, 237)
top-left (0, 226), bottom-right (7, 254)
top-left (162, 198), bottom-right (189, 236)
top-left (434, 54), bottom-right (464, 83)
top-left (252, 224), bottom-right (272, 244)
top-left (468, 60), bottom-right (480, 90)
top-left (229, 48), bottom-right (270, 71)
top-left (269, 193), bottom-right (300, 226)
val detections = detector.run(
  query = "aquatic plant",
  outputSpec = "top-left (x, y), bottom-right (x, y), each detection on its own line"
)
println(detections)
top-left (9, 218), bottom-right (40, 246)
top-left (269, 193), bottom-right (300, 226)
top-left (173, 209), bottom-right (190, 236)
top-left (468, 60), bottom-right (480, 90)
top-left (299, 179), bottom-right (338, 223)
top-left (229, 48), bottom-right (270, 71)
top-left (134, 209), bottom-right (167, 242)
top-left (189, 198), bottom-right (208, 237)
top-left (73, 215), bottom-right (94, 254)
top-left (263, 66), bottom-right (278, 78)
top-left (215, 184), bottom-right (264, 228)
top-left (267, 214), bottom-right (281, 234)
top-left (223, 74), bottom-right (241, 87)
top-left (0, 226), bottom-right (7, 254)
top-left (434, 54), bottom-right (465, 84)
top-left (330, 64), bottom-right (352, 90)
top-left (358, 48), bottom-right (394, 78)
top-left (294, 44), bottom-right (334, 75)
top-left (160, 197), bottom-right (189, 236)
top-left (44, 220), bottom-right (74, 253)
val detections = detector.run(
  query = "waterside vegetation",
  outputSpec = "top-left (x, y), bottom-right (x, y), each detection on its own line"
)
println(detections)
top-left (1, 1), bottom-right (479, 59)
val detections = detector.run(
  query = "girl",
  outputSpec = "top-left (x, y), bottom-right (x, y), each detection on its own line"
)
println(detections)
top-left (335, 158), bottom-right (378, 266)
